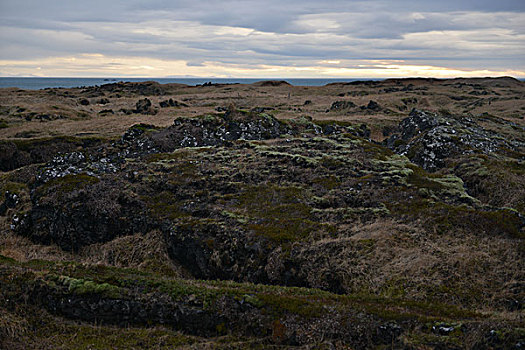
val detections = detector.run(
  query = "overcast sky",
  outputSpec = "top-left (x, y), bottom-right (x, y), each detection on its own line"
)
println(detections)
top-left (1, 0), bottom-right (524, 78)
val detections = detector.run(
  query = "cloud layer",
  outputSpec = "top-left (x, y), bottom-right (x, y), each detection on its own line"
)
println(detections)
top-left (1, 0), bottom-right (524, 77)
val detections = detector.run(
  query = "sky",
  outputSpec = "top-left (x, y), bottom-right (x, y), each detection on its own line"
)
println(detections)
top-left (0, 0), bottom-right (524, 78)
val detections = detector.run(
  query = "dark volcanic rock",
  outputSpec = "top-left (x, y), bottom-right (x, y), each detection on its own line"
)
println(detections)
top-left (386, 109), bottom-right (524, 171)
top-left (0, 142), bottom-right (29, 171)
top-left (330, 100), bottom-right (356, 111)
top-left (84, 81), bottom-right (168, 96)
top-left (135, 98), bottom-right (156, 115)
top-left (0, 137), bottom-right (106, 172)
top-left (9, 107), bottom-right (523, 309)
top-left (365, 100), bottom-right (381, 111)
top-left (17, 176), bottom-right (150, 251)
top-left (98, 109), bottom-right (114, 115)
top-left (253, 80), bottom-right (291, 87)
top-left (0, 191), bottom-right (19, 215)
top-left (150, 112), bottom-right (289, 151)
top-left (159, 98), bottom-right (187, 108)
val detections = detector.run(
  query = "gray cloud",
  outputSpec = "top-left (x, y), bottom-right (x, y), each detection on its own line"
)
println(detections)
top-left (0, 0), bottom-right (524, 76)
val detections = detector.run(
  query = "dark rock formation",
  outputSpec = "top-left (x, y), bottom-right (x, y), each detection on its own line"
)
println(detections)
top-left (330, 100), bottom-right (356, 111)
top-left (386, 109), bottom-right (525, 171)
top-left (0, 137), bottom-right (106, 172)
top-left (365, 100), bottom-right (381, 111)
top-left (83, 81), bottom-right (168, 96)
top-left (17, 175), bottom-right (150, 251)
top-left (252, 80), bottom-right (292, 87)
top-left (150, 112), bottom-right (289, 151)
top-left (159, 98), bottom-right (187, 108)
top-left (0, 191), bottom-right (19, 215)
top-left (7, 109), bottom-right (524, 309)
top-left (135, 98), bottom-right (156, 115)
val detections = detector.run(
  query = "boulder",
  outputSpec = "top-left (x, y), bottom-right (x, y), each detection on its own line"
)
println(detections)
top-left (386, 109), bottom-right (524, 171)
top-left (135, 98), bottom-right (156, 114)
top-left (330, 100), bottom-right (356, 111)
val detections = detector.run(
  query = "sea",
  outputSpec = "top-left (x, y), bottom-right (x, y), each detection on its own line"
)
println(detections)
top-left (0, 77), bottom-right (377, 90)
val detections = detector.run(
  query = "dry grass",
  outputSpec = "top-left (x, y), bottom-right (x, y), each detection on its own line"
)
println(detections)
top-left (80, 230), bottom-right (187, 277)
top-left (1, 78), bottom-right (523, 141)
top-left (0, 228), bottom-right (187, 277)
top-left (298, 218), bottom-right (524, 310)
top-left (0, 231), bottom-right (75, 262)
top-left (0, 308), bottom-right (28, 340)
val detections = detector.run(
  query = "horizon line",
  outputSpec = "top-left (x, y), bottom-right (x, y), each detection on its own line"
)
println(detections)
top-left (1, 75), bottom-right (524, 80)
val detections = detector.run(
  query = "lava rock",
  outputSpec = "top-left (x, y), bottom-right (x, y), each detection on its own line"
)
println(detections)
top-left (159, 98), bottom-right (187, 108)
top-left (150, 112), bottom-right (288, 151)
top-left (135, 98), bottom-right (156, 115)
top-left (365, 100), bottom-right (381, 111)
top-left (386, 109), bottom-right (524, 171)
top-left (0, 191), bottom-right (19, 215)
top-left (330, 100), bottom-right (356, 111)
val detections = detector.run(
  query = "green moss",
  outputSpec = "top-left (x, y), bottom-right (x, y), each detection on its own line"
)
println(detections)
top-left (233, 184), bottom-right (319, 243)
top-left (406, 163), bottom-right (444, 190)
top-left (0, 254), bottom-right (16, 264)
top-left (1, 181), bottom-right (29, 194)
top-left (242, 294), bottom-right (264, 308)
top-left (221, 210), bottom-right (249, 224)
top-left (57, 276), bottom-right (122, 299)
top-left (311, 175), bottom-right (340, 190)
top-left (36, 324), bottom-right (197, 349)
top-left (3, 258), bottom-right (485, 329)
top-left (389, 200), bottom-right (523, 239)
top-left (128, 123), bottom-right (159, 132)
top-left (356, 139), bottom-right (394, 160)
top-left (258, 293), bottom-right (326, 318)
top-left (370, 154), bottom-right (414, 185)
top-left (432, 175), bottom-right (479, 204)
top-left (38, 173), bottom-right (100, 195)
top-left (256, 149), bottom-right (320, 166)
top-left (0, 119), bottom-right (8, 129)
top-left (143, 191), bottom-right (187, 220)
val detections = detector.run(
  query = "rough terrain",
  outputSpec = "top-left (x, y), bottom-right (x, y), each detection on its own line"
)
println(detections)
top-left (0, 77), bottom-right (524, 349)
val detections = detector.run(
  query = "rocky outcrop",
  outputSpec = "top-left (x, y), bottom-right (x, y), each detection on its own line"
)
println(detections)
top-left (252, 80), bottom-right (291, 87)
top-left (1, 260), bottom-right (417, 348)
top-left (135, 98), bottom-right (157, 115)
top-left (159, 98), bottom-right (187, 108)
top-left (330, 100), bottom-right (356, 111)
top-left (17, 176), bottom-right (150, 251)
top-left (0, 137), bottom-right (106, 172)
top-left (364, 100), bottom-right (381, 111)
top-left (7, 109), bottom-right (524, 309)
top-left (150, 112), bottom-right (289, 151)
top-left (82, 81), bottom-right (169, 96)
top-left (386, 109), bottom-right (524, 171)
